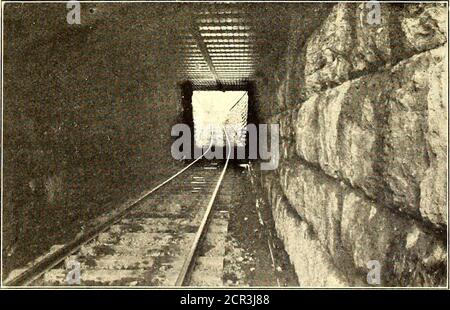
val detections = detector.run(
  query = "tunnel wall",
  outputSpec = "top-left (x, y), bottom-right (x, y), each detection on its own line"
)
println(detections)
top-left (253, 3), bottom-right (447, 286)
top-left (2, 4), bottom-right (185, 273)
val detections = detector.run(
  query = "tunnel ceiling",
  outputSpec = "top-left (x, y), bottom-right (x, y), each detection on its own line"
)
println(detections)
top-left (176, 3), bottom-right (291, 90)
top-left (3, 2), bottom-right (292, 92)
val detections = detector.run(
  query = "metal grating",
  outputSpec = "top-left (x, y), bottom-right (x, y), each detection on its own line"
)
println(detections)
top-left (176, 4), bottom-right (260, 90)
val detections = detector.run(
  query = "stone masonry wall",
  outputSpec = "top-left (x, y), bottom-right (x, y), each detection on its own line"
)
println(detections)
top-left (254, 3), bottom-right (447, 286)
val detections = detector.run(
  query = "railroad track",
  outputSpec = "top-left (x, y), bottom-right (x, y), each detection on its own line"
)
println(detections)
top-left (4, 131), bottom-right (232, 287)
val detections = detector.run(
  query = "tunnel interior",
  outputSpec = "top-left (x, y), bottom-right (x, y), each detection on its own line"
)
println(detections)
top-left (2, 2), bottom-right (448, 287)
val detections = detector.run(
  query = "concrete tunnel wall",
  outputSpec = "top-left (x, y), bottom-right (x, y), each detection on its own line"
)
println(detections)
top-left (251, 3), bottom-right (448, 286)
top-left (2, 3), bottom-right (190, 273)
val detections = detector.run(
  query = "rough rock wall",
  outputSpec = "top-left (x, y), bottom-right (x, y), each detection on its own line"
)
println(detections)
top-left (254, 3), bottom-right (447, 286)
top-left (2, 3), bottom-right (186, 273)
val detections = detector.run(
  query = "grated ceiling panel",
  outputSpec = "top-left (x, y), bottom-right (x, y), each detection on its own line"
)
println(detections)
top-left (176, 4), bottom-right (260, 90)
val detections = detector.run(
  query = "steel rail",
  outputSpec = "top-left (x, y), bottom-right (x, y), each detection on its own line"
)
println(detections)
top-left (4, 143), bottom-right (213, 287)
top-left (6, 92), bottom-right (241, 287)
top-left (175, 127), bottom-right (232, 286)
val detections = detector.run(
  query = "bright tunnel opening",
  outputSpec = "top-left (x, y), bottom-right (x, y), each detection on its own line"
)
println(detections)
top-left (192, 90), bottom-right (248, 148)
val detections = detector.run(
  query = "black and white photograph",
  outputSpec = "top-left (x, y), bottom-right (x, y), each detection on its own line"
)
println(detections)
top-left (0, 0), bottom-right (448, 294)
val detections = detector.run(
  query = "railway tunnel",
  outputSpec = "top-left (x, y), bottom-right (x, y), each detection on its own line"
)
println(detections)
top-left (2, 2), bottom-right (448, 287)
